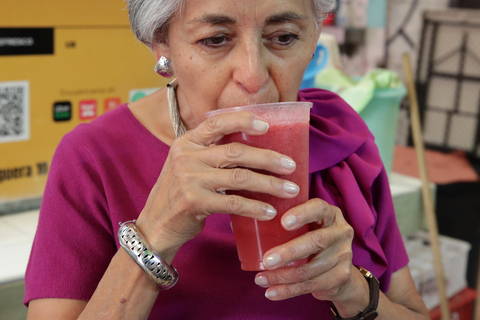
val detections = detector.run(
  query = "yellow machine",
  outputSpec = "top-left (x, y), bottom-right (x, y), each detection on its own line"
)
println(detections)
top-left (0, 1), bottom-right (166, 212)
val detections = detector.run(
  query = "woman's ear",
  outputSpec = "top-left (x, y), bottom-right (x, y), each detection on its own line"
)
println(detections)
top-left (152, 42), bottom-right (171, 62)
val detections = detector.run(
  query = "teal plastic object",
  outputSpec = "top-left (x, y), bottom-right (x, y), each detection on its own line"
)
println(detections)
top-left (359, 86), bottom-right (406, 176)
top-left (300, 42), bottom-right (329, 89)
top-left (315, 68), bottom-right (406, 176)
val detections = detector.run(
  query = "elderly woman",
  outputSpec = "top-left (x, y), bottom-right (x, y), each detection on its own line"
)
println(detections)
top-left (25, 0), bottom-right (429, 319)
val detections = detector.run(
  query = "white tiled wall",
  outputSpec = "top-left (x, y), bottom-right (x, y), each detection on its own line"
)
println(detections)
top-left (0, 210), bottom-right (39, 284)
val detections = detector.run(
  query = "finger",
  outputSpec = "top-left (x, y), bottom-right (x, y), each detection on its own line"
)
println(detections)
top-left (204, 168), bottom-right (300, 199)
top-left (204, 192), bottom-right (278, 221)
top-left (183, 111), bottom-right (270, 146)
top-left (255, 254), bottom-right (330, 289)
top-left (255, 237), bottom-right (353, 286)
top-left (261, 225), bottom-right (347, 270)
top-left (280, 198), bottom-right (340, 231)
top-left (201, 142), bottom-right (297, 175)
top-left (260, 261), bottom-right (354, 301)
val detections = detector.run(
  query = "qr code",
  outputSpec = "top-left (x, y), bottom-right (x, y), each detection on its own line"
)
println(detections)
top-left (0, 81), bottom-right (30, 143)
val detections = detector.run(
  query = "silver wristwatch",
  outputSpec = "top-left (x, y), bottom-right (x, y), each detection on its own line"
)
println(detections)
top-left (117, 220), bottom-right (178, 290)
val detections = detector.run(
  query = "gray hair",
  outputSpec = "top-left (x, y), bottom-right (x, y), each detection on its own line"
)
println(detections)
top-left (125, 0), bottom-right (336, 48)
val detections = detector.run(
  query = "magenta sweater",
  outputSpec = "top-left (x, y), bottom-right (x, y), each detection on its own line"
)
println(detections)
top-left (24, 89), bottom-right (408, 319)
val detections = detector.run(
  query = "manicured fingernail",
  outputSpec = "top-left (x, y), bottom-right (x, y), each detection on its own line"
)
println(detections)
top-left (265, 289), bottom-right (277, 299)
top-left (265, 206), bottom-right (277, 217)
top-left (280, 157), bottom-right (296, 170)
top-left (255, 275), bottom-right (268, 286)
top-left (253, 120), bottom-right (269, 132)
top-left (264, 253), bottom-right (281, 268)
top-left (283, 181), bottom-right (299, 194)
top-left (283, 215), bottom-right (297, 228)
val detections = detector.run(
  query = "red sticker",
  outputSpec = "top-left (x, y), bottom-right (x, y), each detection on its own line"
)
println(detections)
top-left (104, 97), bottom-right (122, 113)
top-left (79, 100), bottom-right (97, 120)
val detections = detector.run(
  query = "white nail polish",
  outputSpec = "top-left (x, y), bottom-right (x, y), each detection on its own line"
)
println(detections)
top-left (264, 253), bottom-right (281, 268)
top-left (265, 206), bottom-right (277, 217)
top-left (253, 120), bottom-right (269, 132)
top-left (265, 290), bottom-right (277, 299)
top-left (283, 215), bottom-right (297, 228)
top-left (283, 181), bottom-right (299, 194)
top-left (280, 157), bottom-right (296, 170)
top-left (255, 276), bottom-right (268, 286)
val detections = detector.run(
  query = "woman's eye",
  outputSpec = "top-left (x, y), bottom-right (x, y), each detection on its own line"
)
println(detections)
top-left (272, 33), bottom-right (299, 46)
top-left (200, 35), bottom-right (230, 47)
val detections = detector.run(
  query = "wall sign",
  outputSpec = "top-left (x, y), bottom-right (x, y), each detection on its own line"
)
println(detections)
top-left (53, 101), bottom-right (72, 122)
top-left (0, 28), bottom-right (54, 56)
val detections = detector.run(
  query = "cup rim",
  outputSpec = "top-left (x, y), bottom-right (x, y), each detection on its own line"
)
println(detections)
top-left (206, 101), bottom-right (313, 117)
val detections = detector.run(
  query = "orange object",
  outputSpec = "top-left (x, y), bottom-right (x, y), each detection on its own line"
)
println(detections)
top-left (393, 146), bottom-right (480, 184)
top-left (430, 288), bottom-right (477, 320)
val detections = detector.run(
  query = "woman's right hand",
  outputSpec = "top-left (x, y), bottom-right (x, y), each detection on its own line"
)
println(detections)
top-left (135, 111), bottom-right (300, 263)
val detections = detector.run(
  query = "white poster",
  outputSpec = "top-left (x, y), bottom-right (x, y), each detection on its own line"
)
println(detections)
top-left (0, 81), bottom-right (30, 144)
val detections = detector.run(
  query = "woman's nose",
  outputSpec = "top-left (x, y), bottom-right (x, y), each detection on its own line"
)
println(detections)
top-left (233, 42), bottom-right (270, 94)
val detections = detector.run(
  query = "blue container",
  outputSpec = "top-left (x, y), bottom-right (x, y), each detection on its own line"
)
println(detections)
top-left (300, 42), bottom-right (329, 89)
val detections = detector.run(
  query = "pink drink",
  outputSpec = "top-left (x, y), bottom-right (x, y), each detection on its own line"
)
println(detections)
top-left (208, 102), bottom-right (312, 271)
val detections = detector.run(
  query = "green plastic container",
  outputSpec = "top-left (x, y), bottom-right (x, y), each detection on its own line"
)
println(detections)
top-left (358, 86), bottom-right (406, 176)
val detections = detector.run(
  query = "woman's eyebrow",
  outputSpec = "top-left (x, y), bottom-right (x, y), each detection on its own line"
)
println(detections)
top-left (265, 12), bottom-right (308, 25)
top-left (189, 14), bottom-right (236, 25)
top-left (188, 11), bottom-right (307, 26)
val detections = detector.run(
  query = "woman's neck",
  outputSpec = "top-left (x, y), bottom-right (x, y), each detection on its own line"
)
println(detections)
top-left (128, 87), bottom-right (177, 146)
top-left (174, 85), bottom-right (201, 132)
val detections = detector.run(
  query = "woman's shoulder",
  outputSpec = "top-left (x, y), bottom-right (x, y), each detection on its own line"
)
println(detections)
top-left (55, 102), bottom-right (169, 169)
top-left (64, 103), bottom-right (131, 143)
top-left (61, 102), bottom-right (166, 153)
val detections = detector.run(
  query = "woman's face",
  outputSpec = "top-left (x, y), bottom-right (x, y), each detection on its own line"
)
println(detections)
top-left (154, 0), bottom-right (320, 128)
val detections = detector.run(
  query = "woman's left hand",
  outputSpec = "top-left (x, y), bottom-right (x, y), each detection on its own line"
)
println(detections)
top-left (254, 198), bottom-right (369, 315)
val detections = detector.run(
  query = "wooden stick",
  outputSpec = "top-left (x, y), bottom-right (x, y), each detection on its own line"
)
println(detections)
top-left (402, 53), bottom-right (451, 320)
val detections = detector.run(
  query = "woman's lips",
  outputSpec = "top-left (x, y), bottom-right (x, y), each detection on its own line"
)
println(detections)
top-left (218, 98), bottom-right (281, 109)
top-left (217, 91), bottom-right (281, 109)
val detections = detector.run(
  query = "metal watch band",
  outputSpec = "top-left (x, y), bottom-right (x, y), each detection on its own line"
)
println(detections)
top-left (331, 266), bottom-right (380, 320)
top-left (117, 220), bottom-right (178, 290)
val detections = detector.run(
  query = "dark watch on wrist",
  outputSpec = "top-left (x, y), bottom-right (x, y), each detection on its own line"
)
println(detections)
top-left (330, 266), bottom-right (379, 320)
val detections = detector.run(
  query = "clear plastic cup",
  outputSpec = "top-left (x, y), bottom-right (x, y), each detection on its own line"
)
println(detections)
top-left (206, 102), bottom-right (312, 271)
